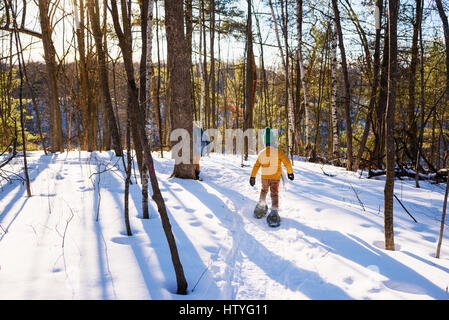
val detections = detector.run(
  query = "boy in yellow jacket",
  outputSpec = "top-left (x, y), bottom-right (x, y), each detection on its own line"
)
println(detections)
top-left (250, 127), bottom-right (294, 227)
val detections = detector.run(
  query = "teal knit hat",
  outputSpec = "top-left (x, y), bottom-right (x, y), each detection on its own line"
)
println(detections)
top-left (264, 127), bottom-right (277, 146)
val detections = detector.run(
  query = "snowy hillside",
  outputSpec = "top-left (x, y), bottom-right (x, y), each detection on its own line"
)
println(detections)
top-left (0, 151), bottom-right (448, 300)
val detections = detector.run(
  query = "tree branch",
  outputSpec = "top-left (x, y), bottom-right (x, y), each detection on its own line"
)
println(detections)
top-left (0, 26), bottom-right (42, 39)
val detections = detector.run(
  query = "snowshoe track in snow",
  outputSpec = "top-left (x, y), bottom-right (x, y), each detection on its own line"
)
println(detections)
top-left (0, 152), bottom-right (449, 299)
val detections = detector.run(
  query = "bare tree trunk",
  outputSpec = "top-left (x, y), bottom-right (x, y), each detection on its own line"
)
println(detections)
top-left (185, 0), bottom-right (193, 66)
top-left (7, 1), bottom-right (47, 154)
top-left (165, 0), bottom-right (196, 180)
top-left (198, 2), bottom-right (205, 127)
top-left (141, 0), bottom-right (155, 220)
top-left (436, 173), bottom-right (449, 258)
top-left (185, 0), bottom-right (195, 127)
top-left (161, 0), bottom-right (191, 293)
top-left (201, 0), bottom-right (211, 129)
top-left (139, 0), bottom-right (153, 220)
top-left (124, 108), bottom-right (132, 236)
top-left (435, 0), bottom-right (449, 98)
top-left (353, 0), bottom-right (383, 171)
top-left (112, 0), bottom-right (145, 197)
top-left (331, 0), bottom-right (353, 171)
top-left (101, 0), bottom-right (111, 151)
top-left (268, 0), bottom-right (295, 157)
top-left (415, 0), bottom-right (425, 188)
top-left (374, 23), bottom-right (390, 170)
top-left (87, 0), bottom-right (123, 156)
top-left (13, 28), bottom-right (31, 197)
top-left (435, 0), bottom-right (449, 258)
top-left (110, 0), bottom-right (188, 294)
top-left (155, 1), bottom-right (164, 157)
top-left (74, 0), bottom-right (92, 151)
top-left (244, 0), bottom-right (254, 161)
top-left (313, 24), bottom-right (330, 155)
top-left (330, 20), bottom-right (339, 158)
top-left (210, 0), bottom-right (217, 129)
top-left (384, 0), bottom-right (400, 251)
top-left (406, 0), bottom-right (422, 165)
top-left (297, 0), bottom-right (311, 152)
top-left (254, 9), bottom-right (271, 128)
top-left (38, 0), bottom-right (63, 153)
top-left (200, 42), bottom-right (207, 130)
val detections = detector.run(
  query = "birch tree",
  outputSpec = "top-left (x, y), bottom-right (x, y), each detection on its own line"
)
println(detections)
top-left (331, 0), bottom-right (353, 171)
top-left (330, 19), bottom-right (339, 158)
top-left (144, 0), bottom-right (155, 219)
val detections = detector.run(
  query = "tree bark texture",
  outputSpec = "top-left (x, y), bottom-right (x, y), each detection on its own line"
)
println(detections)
top-left (384, 0), bottom-right (400, 251)
top-left (38, 0), bottom-right (63, 153)
top-left (165, 0), bottom-right (195, 179)
top-left (87, 0), bottom-right (123, 157)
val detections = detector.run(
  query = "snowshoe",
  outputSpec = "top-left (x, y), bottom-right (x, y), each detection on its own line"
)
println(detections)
top-left (267, 208), bottom-right (281, 228)
top-left (253, 203), bottom-right (268, 219)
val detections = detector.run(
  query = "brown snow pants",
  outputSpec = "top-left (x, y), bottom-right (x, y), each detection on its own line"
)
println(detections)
top-left (259, 179), bottom-right (280, 209)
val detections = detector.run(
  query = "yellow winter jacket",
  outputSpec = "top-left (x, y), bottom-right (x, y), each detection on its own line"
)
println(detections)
top-left (250, 146), bottom-right (293, 181)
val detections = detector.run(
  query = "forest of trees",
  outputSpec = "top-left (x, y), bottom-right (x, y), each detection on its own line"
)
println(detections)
top-left (1, 0), bottom-right (449, 292)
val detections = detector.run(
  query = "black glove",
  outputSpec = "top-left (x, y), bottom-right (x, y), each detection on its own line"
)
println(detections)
top-left (288, 173), bottom-right (294, 181)
top-left (250, 177), bottom-right (256, 186)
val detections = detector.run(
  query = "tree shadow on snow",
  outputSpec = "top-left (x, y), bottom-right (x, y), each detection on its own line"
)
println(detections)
top-left (176, 179), bottom-right (353, 300)
top-left (158, 178), bottom-right (222, 298)
top-left (105, 166), bottom-right (219, 299)
top-left (0, 153), bottom-right (53, 232)
top-left (280, 217), bottom-right (447, 299)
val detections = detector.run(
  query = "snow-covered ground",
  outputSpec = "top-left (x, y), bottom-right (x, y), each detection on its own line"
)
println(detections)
top-left (0, 150), bottom-right (448, 300)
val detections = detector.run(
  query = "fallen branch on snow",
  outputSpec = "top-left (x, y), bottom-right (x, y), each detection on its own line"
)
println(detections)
top-left (368, 167), bottom-right (446, 183)
top-left (393, 194), bottom-right (418, 223)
